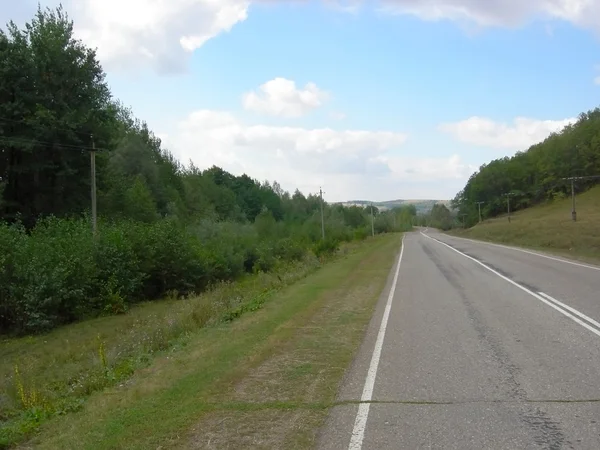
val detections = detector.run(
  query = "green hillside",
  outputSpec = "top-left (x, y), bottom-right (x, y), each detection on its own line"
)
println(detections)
top-left (452, 185), bottom-right (600, 262)
top-left (452, 107), bottom-right (600, 229)
top-left (342, 199), bottom-right (451, 214)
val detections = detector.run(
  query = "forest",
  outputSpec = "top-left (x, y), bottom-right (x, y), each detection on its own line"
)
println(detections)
top-left (451, 110), bottom-right (600, 227)
top-left (0, 6), bottom-right (415, 335)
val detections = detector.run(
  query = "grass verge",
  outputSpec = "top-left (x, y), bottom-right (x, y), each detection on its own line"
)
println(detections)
top-left (450, 186), bottom-right (600, 263)
top-left (1, 254), bottom-right (324, 448)
top-left (2, 233), bottom-right (401, 449)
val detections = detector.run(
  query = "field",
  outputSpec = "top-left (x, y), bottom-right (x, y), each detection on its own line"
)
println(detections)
top-left (450, 185), bottom-right (600, 263)
top-left (1, 233), bottom-right (401, 449)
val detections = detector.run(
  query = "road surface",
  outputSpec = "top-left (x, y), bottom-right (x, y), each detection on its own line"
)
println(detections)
top-left (317, 230), bottom-right (600, 450)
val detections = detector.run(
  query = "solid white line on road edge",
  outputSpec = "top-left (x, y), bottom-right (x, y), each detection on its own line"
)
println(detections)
top-left (538, 292), bottom-right (600, 331)
top-left (440, 233), bottom-right (600, 272)
top-left (348, 235), bottom-right (406, 450)
top-left (421, 232), bottom-right (600, 339)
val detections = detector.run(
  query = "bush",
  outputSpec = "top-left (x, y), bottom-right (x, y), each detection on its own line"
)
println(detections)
top-left (93, 221), bottom-right (144, 308)
top-left (312, 238), bottom-right (340, 258)
top-left (3, 217), bottom-right (96, 333)
top-left (0, 222), bottom-right (26, 332)
top-left (353, 227), bottom-right (369, 241)
top-left (0, 206), bottom-right (374, 335)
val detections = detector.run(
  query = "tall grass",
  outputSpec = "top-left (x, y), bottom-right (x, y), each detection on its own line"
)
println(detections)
top-left (0, 254), bottom-right (323, 447)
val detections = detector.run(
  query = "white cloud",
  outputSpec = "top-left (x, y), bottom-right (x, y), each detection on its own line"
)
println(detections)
top-left (11, 0), bottom-right (599, 76)
top-left (40, 0), bottom-right (250, 74)
top-left (242, 78), bottom-right (330, 118)
top-left (439, 116), bottom-right (577, 150)
top-left (160, 109), bottom-right (472, 200)
top-left (595, 76), bottom-right (600, 85)
top-left (378, 0), bottom-right (600, 30)
top-left (325, 0), bottom-right (363, 14)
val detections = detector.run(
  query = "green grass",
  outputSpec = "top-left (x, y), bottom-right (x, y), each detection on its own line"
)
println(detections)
top-left (451, 185), bottom-right (600, 262)
top-left (0, 256), bottom-right (323, 448)
top-left (1, 233), bottom-right (402, 449)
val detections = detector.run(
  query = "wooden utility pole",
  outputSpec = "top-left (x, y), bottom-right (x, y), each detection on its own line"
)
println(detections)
top-left (90, 135), bottom-right (97, 235)
top-left (319, 187), bottom-right (325, 240)
top-left (370, 203), bottom-right (375, 237)
top-left (502, 193), bottom-right (515, 223)
top-left (561, 175), bottom-right (600, 222)
top-left (476, 201), bottom-right (485, 223)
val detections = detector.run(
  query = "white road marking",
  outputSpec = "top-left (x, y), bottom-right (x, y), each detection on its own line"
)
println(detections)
top-left (538, 292), bottom-right (600, 331)
top-left (348, 235), bottom-right (406, 450)
top-left (436, 232), bottom-right (600, 272)
top-left (421, 232), bottom-right (600, 339)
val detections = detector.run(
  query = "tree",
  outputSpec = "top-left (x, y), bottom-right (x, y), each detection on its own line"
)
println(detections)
top-left (452, 106), bottom-right (600, 226)
top-left (0, 5), bottom-right (114, 226)
top-left (124, 175), bottom-right (158, 223)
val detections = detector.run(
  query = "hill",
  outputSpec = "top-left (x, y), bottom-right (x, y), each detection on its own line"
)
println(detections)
top-left (340, 199), bottom-right (451, 214)
top-left (451, 185), bottom-right (600, 263)
top-left (451, 107), bottom-right (600, 228)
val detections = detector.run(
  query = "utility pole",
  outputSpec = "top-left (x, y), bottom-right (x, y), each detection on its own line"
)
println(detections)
top-left (319, 187), bottom-right (325, 240)
top-left (370, 203), bottom-right (375, 237)
top-left (561, 175), bottom-right (600, 222)
top-left (90, 134), bottom-right (97, 236)
top-left (476, 201), bottom-right (485, 223)
top-left (570, 178), bottom-right (575, 222)
top-left (460, 213), bottom-right (468, 229)
top-left (502, 193), bottom-right (515, 223)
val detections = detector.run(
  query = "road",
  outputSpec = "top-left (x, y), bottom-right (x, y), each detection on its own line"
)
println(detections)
top-left (317, 230), bottom-right (600, 450)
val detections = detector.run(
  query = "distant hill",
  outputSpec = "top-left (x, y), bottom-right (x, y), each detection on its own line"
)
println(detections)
top-left (338, 199), bottom-right (452, 214)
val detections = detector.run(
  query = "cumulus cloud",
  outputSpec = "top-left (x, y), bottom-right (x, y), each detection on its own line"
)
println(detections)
top-left (160, 109), bottom-right (472, 200)
top-left (242, 78), bottom-right (330, 118)
top-left (378, 0), bottom-right (600, 30)
top-left (439, 116), bottom-right (577, 150)
top-left (9, 0), bottom-right (600, 75)
top-left (25, 0), bottom-right (249, 74)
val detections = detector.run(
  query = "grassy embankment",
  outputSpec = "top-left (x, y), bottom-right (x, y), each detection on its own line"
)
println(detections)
top-left (1, 233), bottom-right (402, 449)
top-left (450, 185), bottom-right (600, 263)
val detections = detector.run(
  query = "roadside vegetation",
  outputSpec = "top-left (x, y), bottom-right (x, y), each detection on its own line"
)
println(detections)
top-left (0, 6), bottom-right (412, 448)
top-left (0, 5), bottom-right (414, 337)
top-left (450, 185), bottom-right (600, 263)
top-left (10, 234), bottom-right (402, 450)
top-left (451, 107), bottom-right (600, 228)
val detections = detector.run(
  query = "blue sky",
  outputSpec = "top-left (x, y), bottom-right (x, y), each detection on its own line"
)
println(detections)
top-left (5, 0), bottom-right (600, 201)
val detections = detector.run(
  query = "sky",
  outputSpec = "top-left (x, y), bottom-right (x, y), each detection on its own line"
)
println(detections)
top-left (2, 0), bottom-right (600, 202)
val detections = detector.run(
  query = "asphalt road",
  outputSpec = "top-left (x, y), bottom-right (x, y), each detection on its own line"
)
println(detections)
top-left (317, 230), bottom-right (600, 450)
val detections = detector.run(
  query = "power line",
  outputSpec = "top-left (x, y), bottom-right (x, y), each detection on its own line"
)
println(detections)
top-left (0, 116), bottom-right (97, 140)
top-left (0, 135), bottom-right (107, 152)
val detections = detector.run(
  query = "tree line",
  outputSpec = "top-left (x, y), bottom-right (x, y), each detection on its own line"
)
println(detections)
top-left (0, 6), bottom-right (415, 335)
top-left (451, 109), bottom-right (600, 227)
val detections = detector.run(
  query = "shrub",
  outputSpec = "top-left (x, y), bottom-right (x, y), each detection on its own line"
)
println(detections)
top-left (353, 227), bottom-right (369, 241)
top-left (312, 238), bottom-right (340, 258)
top-left (4, 217), bottom-right (96, 333)
top-left (0, 206), bottom-right (372, 335)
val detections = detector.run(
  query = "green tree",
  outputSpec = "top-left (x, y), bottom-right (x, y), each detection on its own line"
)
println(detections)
top-left (0, 5), bottom-right (114, 226)
top-left (125, 175), bottom-right (158, 223)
